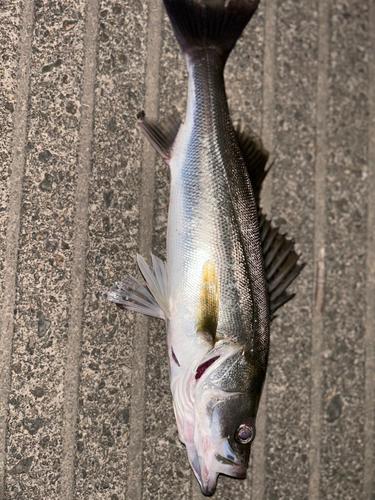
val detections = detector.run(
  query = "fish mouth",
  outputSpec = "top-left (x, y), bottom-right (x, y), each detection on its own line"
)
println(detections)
top-left (200, 484), bottom-right (217, 497)
top-left (215, 454), bottom-right (247, 477)
top-left (188, 448), bottom-right (219, 496)
top-left (190, 453), bottom-right (247, 496)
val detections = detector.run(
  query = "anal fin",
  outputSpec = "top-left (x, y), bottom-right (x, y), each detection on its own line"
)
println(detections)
top-left (137, 110), bottom-right (181, 163)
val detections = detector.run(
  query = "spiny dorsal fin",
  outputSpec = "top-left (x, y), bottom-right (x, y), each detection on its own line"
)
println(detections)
top-left (196, 260), bottom-right (219, 342)
top-left (259, 212), bottom-right (305, 320)
top-left (234, 121), bottom-right (271, 204)
top-left (138, 110), bottom-right (182, 163)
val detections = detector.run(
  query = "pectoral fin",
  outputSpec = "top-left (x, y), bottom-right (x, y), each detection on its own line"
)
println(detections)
top-left (196, 260), bottom-right (220, 342)
top-left (103, 253), bottom-right (170, 321)
top-left (103, 275), bottom-right (165, 319)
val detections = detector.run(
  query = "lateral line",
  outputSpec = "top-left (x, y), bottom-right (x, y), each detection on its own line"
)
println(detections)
top-left (251, 0), bottom-right (277, 498)
top-left (364, 0), bottom-right (375, 497)
top-left (60, 0), bottom-right (100, 498)
top-left (0, 1), bottom-right (35, 498)
top-left (125, 0), bottom-right (163, 498)
top-left (308, 0), bottom-right (329, 498)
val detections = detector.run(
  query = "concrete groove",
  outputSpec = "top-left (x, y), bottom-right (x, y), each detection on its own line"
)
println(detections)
top-left (250, 0), bottom-right (278, 498)
top-left (259, 0), bottom-right (277, 212)
top-left (363, 0), bottom-right (375, 497)
top-left (0, 1), bottom-right (372, 498)
top-left (60, 0), bottom-right (100, 497)
top-left (308, 1), bottom-right (330, 499)
top-left (0, 1), bottom-right (35, 498)
top-left (126, 0), bottom-right (164, 498)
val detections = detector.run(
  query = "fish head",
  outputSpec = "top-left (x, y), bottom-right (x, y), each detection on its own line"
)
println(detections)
top-left (177, 342), bottom-right (265, 496)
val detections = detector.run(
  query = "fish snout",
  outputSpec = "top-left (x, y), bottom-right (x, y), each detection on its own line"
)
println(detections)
top-left (189, 451), bottom-right (219, 496)
top-left (200, 482), bottom-right (217, 497)
top-left (196, 467), bottom-right (219, 497)
top-left (190, 448), bottom-right (247, 495)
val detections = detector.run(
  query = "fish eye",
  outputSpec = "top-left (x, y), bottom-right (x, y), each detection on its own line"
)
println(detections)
top-left (235, 424), bottom-right (254, 444)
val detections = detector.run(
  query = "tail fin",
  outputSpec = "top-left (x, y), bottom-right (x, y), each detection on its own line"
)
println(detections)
top-left (163, 0), bottom-right (259, 62)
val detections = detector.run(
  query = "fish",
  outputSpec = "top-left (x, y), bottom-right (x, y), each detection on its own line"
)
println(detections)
top-left (104, 0), bottom-right (304, 495)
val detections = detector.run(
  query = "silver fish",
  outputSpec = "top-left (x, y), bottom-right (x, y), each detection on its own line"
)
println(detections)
top-left (105, 0), bottom-right (304, 495)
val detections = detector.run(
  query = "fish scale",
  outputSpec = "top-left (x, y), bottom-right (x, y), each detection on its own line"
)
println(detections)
top-left (169, 49), bottom-right (265, 351)
top-left (104, 0), bottom-right (304, 495)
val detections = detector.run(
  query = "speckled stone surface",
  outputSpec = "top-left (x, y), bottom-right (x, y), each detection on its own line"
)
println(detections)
top-left (264, 1), bottom-right (318, 499)
top-left (5, 0), bottom-right (86, 497)
top-left (1, 0), bottom-right (374, 499)
top-left (226, 0), bottom-right (265, 133)
top-left (0, 0), bottom-right (22, 295)
top-left (321, 1), bottom-right (369, 499)
top-left (75, 0), bottom-right (148, 498)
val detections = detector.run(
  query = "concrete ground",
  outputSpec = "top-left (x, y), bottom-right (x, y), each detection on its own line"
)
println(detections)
top-left (0, 0), bottom-right (374, 499)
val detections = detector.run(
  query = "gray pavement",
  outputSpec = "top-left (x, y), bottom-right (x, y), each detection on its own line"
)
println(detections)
top-left (0, 0), bottom-right (374, 499)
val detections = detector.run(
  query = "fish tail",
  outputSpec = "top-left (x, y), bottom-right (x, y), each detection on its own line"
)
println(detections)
top-left (163, 0), bottom-right (259, 63)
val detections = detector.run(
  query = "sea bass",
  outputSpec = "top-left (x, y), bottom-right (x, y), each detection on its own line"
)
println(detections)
top-left (104, 0), bottom-right (304, 495)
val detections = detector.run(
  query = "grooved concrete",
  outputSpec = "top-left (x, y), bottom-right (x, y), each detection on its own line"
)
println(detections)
top-left (60, 0), bottom-right (100, 497)
top-left (127, 0), bottom-right (163, 498)
top-left (363, 1), bottom-right (375, 499)
top-left (0, 0), bottom-right (34, 497)
top-left (309, 0), bottom-right (329, 498)
top-left (251, 0), bottom-right (277, 497)
top-left (0, 0), bottom-right (373, 499)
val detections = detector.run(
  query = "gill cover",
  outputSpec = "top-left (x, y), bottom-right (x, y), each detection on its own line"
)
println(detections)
top-left (172, 342), bottom-right (264, 496)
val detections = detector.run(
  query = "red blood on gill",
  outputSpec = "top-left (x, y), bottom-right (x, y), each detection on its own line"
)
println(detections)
top-left (195, 356), bottom-right (220, 380)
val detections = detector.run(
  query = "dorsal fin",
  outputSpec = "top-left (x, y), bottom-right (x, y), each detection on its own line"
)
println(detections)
top-left (258, 212), bottom-right (305, 320)
top-left (234, 121), bottom-right (271, 204)
top-left (196, 260), bottom-right (219, 342)
top-left (138, 110), bottom-right (182, 163)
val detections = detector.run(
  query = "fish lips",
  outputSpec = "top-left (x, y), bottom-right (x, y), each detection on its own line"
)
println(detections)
top-left (189, 449), bottom-right (247, 496)
top-left (214, 453), bottom-right (247, 476)
top-left (189, 448), bottom-right (219, 497)
top-left (189, 447), bottom-right (218, 496)
top-left (188, 423), bottom-right (248, 495)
